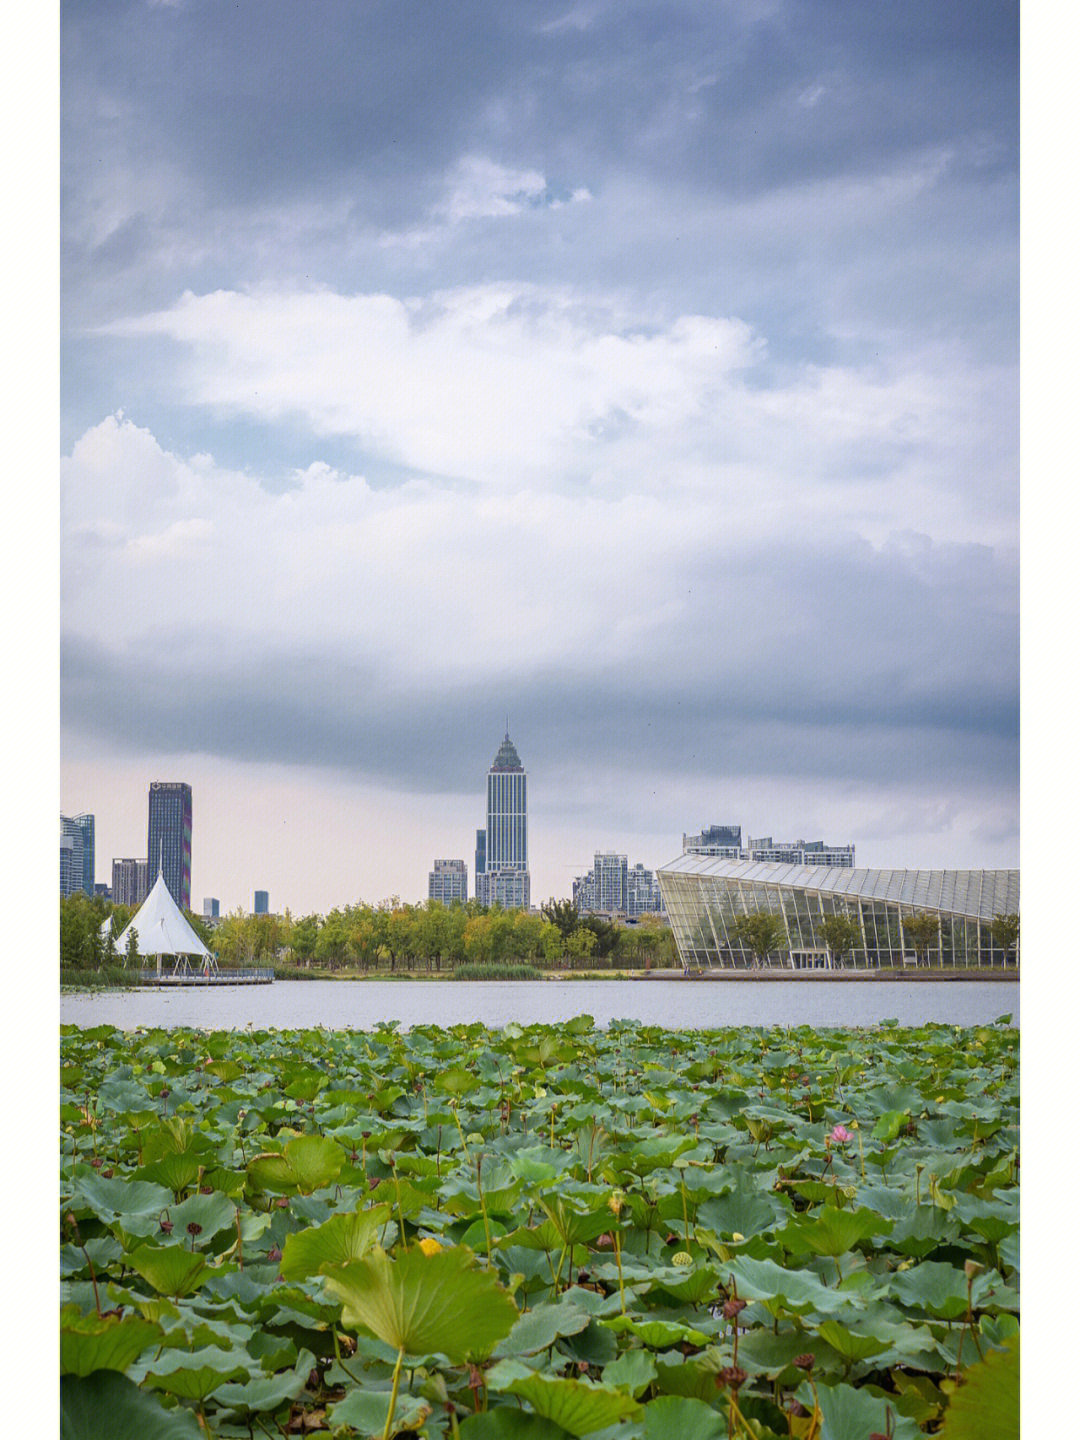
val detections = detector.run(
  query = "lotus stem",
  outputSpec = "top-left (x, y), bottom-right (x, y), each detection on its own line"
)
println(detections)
top-left (475, 1154), bottom-right (493, 1263)
top-left (383, 1346), bottom-right (405, 1440)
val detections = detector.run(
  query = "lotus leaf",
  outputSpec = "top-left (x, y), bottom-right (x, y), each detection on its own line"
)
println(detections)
top-left (60, 1370), bottom-right (204, 1440)
top-left (459, 1407), bottom-right (570, 1437)
top-left (60, 1308), bottom-right (163, 1376)
top-left (602, 1347), bottom-right (658, 1397)
top-left (247, 1135), bottom-right (344, 1194)
top-left (127, 1242), bottom-right (210, 1296)
top-left (486, 1363), bottom-right (644, 1437)
top-left (212, 1347), bottom-right (316, 1414)
top-left (798, 1378), bottom-right (923, 1440)
top-left (279, 1204), bottom-right (392, 1279)
top-left (641, 1395), bottom-right (725, 1439)
top-left (324, 1245), bottom-right (518, 1360)
top-left (494, 1299), bottom-right (593, 1356)
top-left (143, 1345), bottom-right (251, 1400)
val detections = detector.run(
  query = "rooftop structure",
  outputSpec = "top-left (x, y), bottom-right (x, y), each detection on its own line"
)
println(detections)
top-left (477, 731), bottom-right (530, 909)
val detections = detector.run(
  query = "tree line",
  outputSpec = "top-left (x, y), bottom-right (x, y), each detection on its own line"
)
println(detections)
top-left (59, 892), bottom-right (677, 974)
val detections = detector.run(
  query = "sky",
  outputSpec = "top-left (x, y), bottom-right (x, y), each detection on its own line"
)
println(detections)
top-left (58, 0), bottom-right (1020, 915)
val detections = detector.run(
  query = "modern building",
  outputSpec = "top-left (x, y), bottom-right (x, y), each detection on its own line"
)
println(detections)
top-left (474, 829), bottom-right (486, 886)
top-left (60, 813), bottom-right (95, 897)
top-left (476, 731), bottom-right (530, 910)
top-left (112, 858), bottom-right (150, 907)
top-left (657, 856), bottom-right (1020, 969)
top-left (147, 782), bottom-right (192, 910)
top-left (746, 838), bottom-right (856, 868)
top-left (627, 862), bottom-right (664, 918)
top-left (203, 897), bottom-right (220, 919)
top-left (254, 890), bottom-right (269, 915)
top-left (682, 825), bottom-right (854, 867)
top-left (574, 852), bottom-right (664, 917)
top-left (683, 824), bottom-right (743, 858)
top-left (429, 859), bottom-right (468, 905)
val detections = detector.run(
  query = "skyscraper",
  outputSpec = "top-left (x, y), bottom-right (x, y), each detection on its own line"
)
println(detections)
top-left (476, 731), bottom-right (530, 909)
top-left (112, 857), bottom-right (149, 907)
top-left (147, 782), bottom-right (192, 910)
top-left (60, 813), bottom-right (95, 897)
top-left (254, 891), bottom-right (269, 914)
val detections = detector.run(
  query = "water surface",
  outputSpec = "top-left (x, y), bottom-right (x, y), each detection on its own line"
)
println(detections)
top-left (60, 978), bottom-right (1018, 1031)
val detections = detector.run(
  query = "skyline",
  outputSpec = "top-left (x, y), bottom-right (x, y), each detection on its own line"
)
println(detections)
top-left (60, 2), bottom-right (1019, 914)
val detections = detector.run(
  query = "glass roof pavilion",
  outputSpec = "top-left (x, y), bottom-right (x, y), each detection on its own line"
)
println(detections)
top-left (656, 856), bottom-right (1019, 970)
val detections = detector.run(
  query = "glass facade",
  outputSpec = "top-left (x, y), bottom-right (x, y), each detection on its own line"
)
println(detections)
top-left (477, 733), bottom-right (530, 908)
top-left (657, 858), bottom-right (1019, 970)
top-left (147, 782), bottom-right (193, 910)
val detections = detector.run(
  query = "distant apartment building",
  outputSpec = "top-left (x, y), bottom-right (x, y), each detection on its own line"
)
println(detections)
top-left (682, 825), bottom-right (854, 868)
top-left (573, 852), bottom-right (664, 917)
top-left (745, 837), bottom-right (856, 867)
top-left (94, 882), bottom-right (111, 901)
top-left (476, 731), bottom-right (530, 909)
top-left (254, 890), bottom-right (269, 914)
top-left (147, 782), bottom-right (192, 909)
top-left (112, 858), bottom-right (149, 907)
top-left (429, 859), bottom-right (468, 905)
top-left (60, 813), bottom-right (95, 897)
top-left (203, 897), bottom-right (220, 919)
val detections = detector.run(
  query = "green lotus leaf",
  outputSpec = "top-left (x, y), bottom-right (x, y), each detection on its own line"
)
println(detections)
top-left (159, 1190), bottom-right (238, 1243)
top-left (871, 1110), bottom-right (909, 1142)
top-left (653, 1356), bottom-right (727, 1403)
top-left (434, 1066), bottom-right (480, 1095)
top-left (323, 1245), bottom-right (519, 1360)
top-left (211, 1347), bottom-right (316, 1415)
top-left (642, 1395), bottom-right (725, 1440)
top-left (204, 1059), bottom-right (245, 1082)
top-left (721, 1255), bottom-right (850, 1314)
top-left (127, 1243), bottom-right (210, 1296)
top-left (494, 1299), bottom-right (592, 1356)
top-left (247, 1135), bottom-right (344, 1195)
top-left (328, 1386), bottom-right (433, 1437)
top-left (695, 1175), bottom-right (783, 1238)
top-left (60, 1308), bottom-right (163, 1376)
top-left (279, 1205), bottom-right (392, 1280)
top-left (70, 1171), bottom-right (174, 1225)
top-left (60, 1370), bottom-right (203, 1440)
top-left (136, 1151), bottom-right (204, 1196)
top-left (603, 1315), bottom-right (711, 1348)
top-left (486, 1363), bottom-right (643, 1437)
top-left (143, 1345), bottom-right (251, 1401)
top-left (816, 1319), bottom-right (891, 1363)
top-left (797, 1378), bottom-right (922, 1440)
top-left (777, 1205), bottom-right (893, 1258)
top-left (538, 1196), bottom-right (613, 1248)
top-left (939, 1334), bottom-right (1019, 1440)
top-left (460, 1408), bottom-right (570, 1438)
top-left (602, 1347), bottom-right (658, 1397)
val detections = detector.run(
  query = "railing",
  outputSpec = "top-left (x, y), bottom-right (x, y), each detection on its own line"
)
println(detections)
top-left (134, 967), bottom-right (274, 985)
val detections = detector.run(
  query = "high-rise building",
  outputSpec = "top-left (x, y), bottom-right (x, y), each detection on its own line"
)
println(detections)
top-left (476, 731), bottom-right (530, 909)
top-left (572, 852), bottom-right (665, 917)
top-left (683, 824), bottom-right (743, 857)
top-left (429, 859), bottom-right (468, 905)
top-left (254, 890), bottom-right (269, 914)
top-left (147, 782), bottom-right (192, 910)
top-left (203, 897), bottom-right (220, 918)
top-left (112, 858), bottom-right (149, 907)
top-left (60, 813), bottom-right (95, 897)
top-left (474, 829), bottom-right (486, 885)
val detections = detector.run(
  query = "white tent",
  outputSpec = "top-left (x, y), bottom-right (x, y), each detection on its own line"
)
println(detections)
top-left (114, 872), bottom-right (216, 976)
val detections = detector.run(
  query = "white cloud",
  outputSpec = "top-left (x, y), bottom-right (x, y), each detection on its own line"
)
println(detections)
top-left (437, 155), bottom-right (548, 222)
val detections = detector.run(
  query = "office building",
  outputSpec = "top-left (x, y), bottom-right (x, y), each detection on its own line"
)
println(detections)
top-left (254, 890), bottom-right (269, 915)
top-left (60, 813), bottom-right (95, 897)
top-left (203, 897), bottom-right (220, 919)
top-left (683, 824), bottom-right (743, 857)
top-left (657, 856), bottom-right (1019, 969)
top-left (476, 731), bottom-right (530, 909)
top-left (147, 782), bottom-right (192, 910)
top-left (475, 829), bottom-right (486, 886)
top-left (627, 863), bottom-right (664, 918)
top-left (429, 860), bottom-right (468, 905)
top-left (112, 858), bottom-right (149, 908)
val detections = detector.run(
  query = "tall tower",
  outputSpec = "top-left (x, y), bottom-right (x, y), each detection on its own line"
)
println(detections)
top-left (147, 782), bottom-right (192, 910)
top-left (477, 731), bottom-right (530, 909)
top-left (60, 813), bottom-right (95, 897)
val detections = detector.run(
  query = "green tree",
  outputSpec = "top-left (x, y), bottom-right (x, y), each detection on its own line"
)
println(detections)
top-left (580, 914), bottom-right (619, 959)
top-left (290, 914), bottom-right (321, 968)
top-left (541, 898), bottom-right (580, 940)
top-left (730, 911), bottom-right (788, 966)
top-left (125, 926), bottom-right (140, 969)
top-left (817, 912), bottom-right (861, 969)
top-left (566, 926), bottom-right (599, 968)
top-left (989, 913), bottom-right (1020, 965)
top-left (902, 912), bottom-right (941, 966)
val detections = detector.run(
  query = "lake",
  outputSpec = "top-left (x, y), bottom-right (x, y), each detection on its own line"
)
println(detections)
top-left (59, 977), bottom-right (1018, 1031)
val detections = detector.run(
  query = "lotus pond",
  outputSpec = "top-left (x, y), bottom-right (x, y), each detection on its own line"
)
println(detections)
top-left (60, 1018), bottom-right (1019, 1439)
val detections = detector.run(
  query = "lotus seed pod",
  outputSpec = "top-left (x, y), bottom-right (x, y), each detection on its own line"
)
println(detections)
top-left (672, 1251), bottom-right (693, 1267)
top-left (730, 1232), bottom-right (745, 1243)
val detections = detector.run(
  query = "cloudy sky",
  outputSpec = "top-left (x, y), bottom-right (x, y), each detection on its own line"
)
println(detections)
top-left (59, 0), bottom-right (1019, 915)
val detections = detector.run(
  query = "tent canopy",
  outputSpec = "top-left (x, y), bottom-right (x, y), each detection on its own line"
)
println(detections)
top-left (114, 873), bottom-right (213, 961)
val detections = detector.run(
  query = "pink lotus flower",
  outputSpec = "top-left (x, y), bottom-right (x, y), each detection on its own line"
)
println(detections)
top-left (830, 1124), bottom-right (852, 1144)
